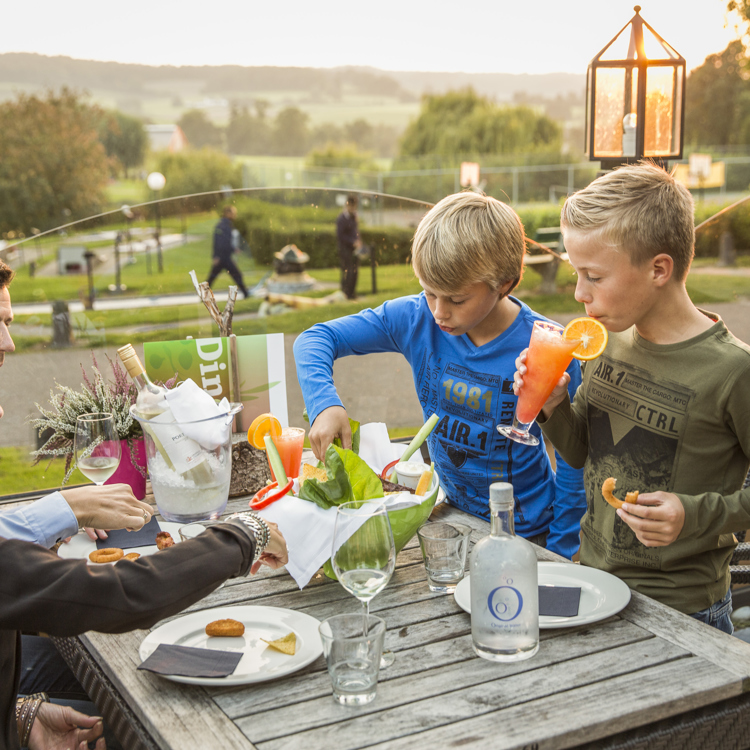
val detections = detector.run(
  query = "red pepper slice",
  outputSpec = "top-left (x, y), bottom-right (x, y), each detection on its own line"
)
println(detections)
top-left (249, 478), bottom-right (294, 510)
top-left (380, 458), bottom-right (400, 480)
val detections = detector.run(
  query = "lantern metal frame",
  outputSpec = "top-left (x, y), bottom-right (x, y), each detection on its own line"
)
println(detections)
top-left (585, 5), bottom-right (686, 170)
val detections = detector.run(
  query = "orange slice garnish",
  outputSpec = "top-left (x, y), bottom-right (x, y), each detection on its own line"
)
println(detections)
top-left (247, 413), bottom-right (282, 450)
top-left (563, 317), bottom-right (608, 361)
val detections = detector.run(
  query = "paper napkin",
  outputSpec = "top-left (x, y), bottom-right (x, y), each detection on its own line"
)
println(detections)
top-left (538, 585), bottom-right (581, 617)
top-left (96, 516), bottom-right (162, 550)
top-left (164, 378), bottom-right (232, 450)
top-left (138, 643), bottom-right (242, 678)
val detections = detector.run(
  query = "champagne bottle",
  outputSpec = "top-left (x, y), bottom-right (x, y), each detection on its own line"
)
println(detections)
top-left (117, 344), bottom-right (215, 486)
top-left (470, 482), bottom-right (539, 662)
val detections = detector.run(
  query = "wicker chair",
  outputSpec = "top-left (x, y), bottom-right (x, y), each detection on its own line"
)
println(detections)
top-left (730, 471), bottom-right (750, 585)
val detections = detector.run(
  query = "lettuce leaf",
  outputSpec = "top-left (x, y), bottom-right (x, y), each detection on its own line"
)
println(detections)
top-left (298, 443), bottom-right (382, 510)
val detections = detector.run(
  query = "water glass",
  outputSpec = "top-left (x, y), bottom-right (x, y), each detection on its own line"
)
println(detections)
top-left (417, 521), bottom-right (472, 593)
top-left (178, 521), bottom-right (215, 542)
top-left (319, 613), bottom-right (386, 706)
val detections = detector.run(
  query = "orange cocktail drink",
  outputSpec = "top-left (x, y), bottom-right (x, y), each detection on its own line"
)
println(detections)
top-left (269, 427), bottom-right (305, 480)
top-left (516, 322), bottom-right (580, 424)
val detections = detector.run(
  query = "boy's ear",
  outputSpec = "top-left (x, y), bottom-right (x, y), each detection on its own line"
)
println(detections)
top-left (651, 253), bottom-right (674, 286)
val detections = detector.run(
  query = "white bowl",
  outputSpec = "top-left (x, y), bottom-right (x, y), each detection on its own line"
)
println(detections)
top-left (395, 460), bottom-right (429, 490)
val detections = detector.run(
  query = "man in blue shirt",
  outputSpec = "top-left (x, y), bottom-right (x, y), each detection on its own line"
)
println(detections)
top-left (206, 205), bottom-right (249, 298)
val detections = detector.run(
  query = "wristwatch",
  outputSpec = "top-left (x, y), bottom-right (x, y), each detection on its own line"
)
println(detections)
top-left (225, 511), bottom-right (271, 563)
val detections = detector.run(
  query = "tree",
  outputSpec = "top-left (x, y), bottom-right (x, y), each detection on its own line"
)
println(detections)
top-left (305, 144), bottom-right (379, 172)
top-left (399, 88), bottom-right (562, 159)
top-left (226, 102), bottom-right (271, 155)
top-left (98, 110), bottom-right (147, 176)
top-left (0, 88), bottom-right (109, 233)
top-left (177, 109), bottom-right (224, 150)
top-left (685, 40), bottom-right (750, 146)
top-left (272, 107), bottom-right (309, 156)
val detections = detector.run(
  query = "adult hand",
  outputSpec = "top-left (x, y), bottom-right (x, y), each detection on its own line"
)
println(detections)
top-left (28, 702), bottom-right (105, 750)
top-left (61, 484), bottom-right (153, 542)
top-left (617, 492), bottom-right (686, 546)
top-left (513, 348), bottom-right (570, 420)
top-left (251, 522), bottom-right (289, 574)
top-left (309, 405), bottom-right (351, 461)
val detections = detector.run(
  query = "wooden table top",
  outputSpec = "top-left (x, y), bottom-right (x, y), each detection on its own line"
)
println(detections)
top-left (68, 498), bottom-right (750, 750)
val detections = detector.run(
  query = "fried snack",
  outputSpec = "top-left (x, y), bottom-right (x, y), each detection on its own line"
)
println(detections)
top-left (88, 548), bottom-right (124, 564)
top-left (155, 531), bottom-right (175, 550)
top-left (601, 477), bottom-right (640, 510)
top-left (301, 463), bottom-right (328, 483)
top-left (122, 552), bottom-right (141, 561)
top-left (262, 632), bottom-right (296, 655)
top-left (205, 619), bottom-right (246, 637)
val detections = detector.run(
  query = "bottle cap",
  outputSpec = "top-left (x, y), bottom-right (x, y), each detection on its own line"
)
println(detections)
top-left (489, 482), bottom-right (514, 510)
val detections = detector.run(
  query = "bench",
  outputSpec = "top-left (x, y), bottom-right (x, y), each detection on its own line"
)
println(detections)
top-left (524, 226), bottom-right (568, 294)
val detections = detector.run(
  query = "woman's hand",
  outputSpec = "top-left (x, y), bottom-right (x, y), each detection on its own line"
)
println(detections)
top-left (251, 522), bottom-right (289, 574)
top-left (308, 406), bottom-right (351, 461)
top-left (61, 484), bottom-right (153, 541)
top-left (513, 348), bottom-right (570, 420)
top-left (28, 702), bottom-right (105, 750)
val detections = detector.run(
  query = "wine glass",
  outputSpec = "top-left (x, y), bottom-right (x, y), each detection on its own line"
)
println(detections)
top-left (332, 500), bottom-right (396, 668)
top-left (74, 412), bottom-right (121, 485)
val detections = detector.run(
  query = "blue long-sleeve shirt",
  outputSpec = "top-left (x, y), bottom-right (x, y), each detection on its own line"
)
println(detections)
top-left (0, 492), bottom-right (78, 548)
top-left (294, 294), bottom-right (587, 558)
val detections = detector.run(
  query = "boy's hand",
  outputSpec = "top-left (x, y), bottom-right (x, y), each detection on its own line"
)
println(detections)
top-left (513, 349), bottom-right (571, 419)
top-left (617, 493), bottom-right (685, 546)
top-left (309, 406), bottom-right (351, 462)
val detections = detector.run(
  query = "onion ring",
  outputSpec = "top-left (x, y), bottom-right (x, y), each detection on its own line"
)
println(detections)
top-left (88, 548), bottom-right (124, 564)
top-left (601, 477), bottom-right (639, 510)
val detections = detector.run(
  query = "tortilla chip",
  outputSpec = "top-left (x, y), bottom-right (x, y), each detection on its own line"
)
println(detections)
top-left (261, 632), bottom-right (297, 655)
top-left (301, 463), bottom-right (328, 483)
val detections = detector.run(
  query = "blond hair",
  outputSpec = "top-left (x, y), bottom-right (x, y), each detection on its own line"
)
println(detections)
top-left (411, 191), bottom-right (525, 294)
top-left (561, 162), bottom-right (695, 281)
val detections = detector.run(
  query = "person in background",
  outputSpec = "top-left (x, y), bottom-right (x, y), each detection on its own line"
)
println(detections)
top-left (296, 191), bottom-right (586, 560)
top-left (336, 195), bottom-right (362, 300)
top-left (206, 205), bottom-right (249, 298)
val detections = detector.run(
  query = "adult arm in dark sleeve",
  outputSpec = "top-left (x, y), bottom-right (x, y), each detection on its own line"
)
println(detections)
top-left (0, 523), bottom-right (255, 636)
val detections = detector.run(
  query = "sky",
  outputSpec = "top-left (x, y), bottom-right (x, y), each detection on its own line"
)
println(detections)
top-left (3, 0), bottom-right (742, 75)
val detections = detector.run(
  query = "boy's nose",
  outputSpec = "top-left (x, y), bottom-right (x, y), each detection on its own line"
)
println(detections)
top-left (574, 280), bottom-right (589, 304)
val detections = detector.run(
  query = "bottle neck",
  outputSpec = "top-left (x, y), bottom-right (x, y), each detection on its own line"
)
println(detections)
top-left (490, 505), bottom-right (515, 537)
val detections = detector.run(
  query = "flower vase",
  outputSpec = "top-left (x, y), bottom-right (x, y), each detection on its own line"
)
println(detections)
top-left (105, 438), bottom-right (147, 500)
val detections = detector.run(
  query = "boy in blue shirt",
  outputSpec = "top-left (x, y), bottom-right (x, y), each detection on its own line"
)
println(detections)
top-left (294, 191), bottom-right (586, 559)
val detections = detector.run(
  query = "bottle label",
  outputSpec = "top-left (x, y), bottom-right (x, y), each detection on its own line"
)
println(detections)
top-left (148, 412), bottom-right (208, 474)
top-left (487, 585), bottom-right (524, 622)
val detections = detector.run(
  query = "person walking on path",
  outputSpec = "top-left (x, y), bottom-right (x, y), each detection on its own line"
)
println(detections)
top-left (336, 195), bottom-right (362, 300)
top-left (207, 205), bottom-right (249, 298)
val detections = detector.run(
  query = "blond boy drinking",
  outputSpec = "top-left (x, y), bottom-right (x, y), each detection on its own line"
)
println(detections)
top-left (523, 163), bottom-right (750, 632)
top-left (294, 191), bottom-right (586, 558)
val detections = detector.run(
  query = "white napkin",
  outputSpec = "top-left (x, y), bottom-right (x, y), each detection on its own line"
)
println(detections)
top-left (358, 422), bottom-right (407, 474)
top-left (164, 378), bottom-right (232, 450)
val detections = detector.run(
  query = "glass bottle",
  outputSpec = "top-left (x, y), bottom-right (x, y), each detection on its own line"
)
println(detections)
top-left (470, 481), bottom-right (539, 662)
top-left (117, 344), bottom-right (214, 486)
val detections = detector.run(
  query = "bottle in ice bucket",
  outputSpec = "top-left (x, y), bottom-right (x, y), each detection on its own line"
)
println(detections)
top-left (470, 482), bottom-right (539, 662)
top-left (117, 344), bottom-right (214, 487)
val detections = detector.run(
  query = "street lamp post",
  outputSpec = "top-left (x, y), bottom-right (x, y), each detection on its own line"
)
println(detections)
top-left (585, 5), bottom-right (686, 171)
top-left (121, 205), bottom-right (135, 264)
top-left (147, 171), bottom-right (166, 273)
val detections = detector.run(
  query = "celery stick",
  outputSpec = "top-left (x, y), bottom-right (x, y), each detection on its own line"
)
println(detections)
top-left (400, 413), bottom-right (440, 462)
top-left (264, 435), bottom-right (288, 486)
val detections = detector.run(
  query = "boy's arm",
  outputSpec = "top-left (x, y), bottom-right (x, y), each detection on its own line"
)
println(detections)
top-left (538, 378), bottom-right (589, 470)
top-left (544, 362), bottom-right (587, 559)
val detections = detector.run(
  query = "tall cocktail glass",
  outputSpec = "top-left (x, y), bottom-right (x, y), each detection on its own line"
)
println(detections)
top-left (497, 321), bottom-right (579, 446)
top-left (269, 426), bottom-right (305, 480)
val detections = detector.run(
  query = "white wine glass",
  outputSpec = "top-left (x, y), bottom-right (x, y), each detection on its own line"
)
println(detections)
top-left (74, 412), bottom-right (121, 485)
top-left (332, 500), bottom-right (396, 668)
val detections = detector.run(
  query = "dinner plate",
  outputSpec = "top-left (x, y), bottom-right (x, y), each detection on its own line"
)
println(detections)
top-left (139, 605), bottom-right (323, 686)
top-left (453, 561), bottom-right (631, 628)
top-left (57, 522), bottom-right (183, 564)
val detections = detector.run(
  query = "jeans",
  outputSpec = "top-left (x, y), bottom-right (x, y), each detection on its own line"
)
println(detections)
top-left (689, 589), bottom-right (734, 635)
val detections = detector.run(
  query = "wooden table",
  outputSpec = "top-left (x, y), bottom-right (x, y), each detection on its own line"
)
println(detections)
top-left (49, 498), bottom-right (750, 750)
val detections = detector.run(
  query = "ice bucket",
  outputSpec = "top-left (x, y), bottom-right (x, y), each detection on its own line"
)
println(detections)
top-left (130, 403), bottom-right (243, 523)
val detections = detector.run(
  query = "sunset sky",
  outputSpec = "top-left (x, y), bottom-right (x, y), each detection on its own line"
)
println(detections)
top-left (4, 0), bottom-right (740, 75)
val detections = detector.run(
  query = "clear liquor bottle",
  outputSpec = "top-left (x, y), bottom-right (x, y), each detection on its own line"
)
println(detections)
top-left (470, 481), bottom-right (539, 662)
top-left (117, 344), bottom-right (215, 487)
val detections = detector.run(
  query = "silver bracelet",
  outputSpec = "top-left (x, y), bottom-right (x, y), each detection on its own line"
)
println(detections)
top-left (226, 512), bottom-right (271, 563)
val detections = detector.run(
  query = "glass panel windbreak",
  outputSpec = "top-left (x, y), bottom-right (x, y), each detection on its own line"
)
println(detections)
top-left (1, 188), bottom-right (432, 498)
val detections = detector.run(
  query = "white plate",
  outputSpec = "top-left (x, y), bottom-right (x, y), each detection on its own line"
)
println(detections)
top-left (57, 522), bottom-right (183, 564)
top-left (453, 561), bottom-right (631, 628)
top-left (139, 605), bottom-right (323, 686)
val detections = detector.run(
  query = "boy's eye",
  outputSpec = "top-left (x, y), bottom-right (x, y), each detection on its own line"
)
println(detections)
top-left (586, 275), bottom-right (600, 283)
top-left (450, 299), bottom-right (466, 305)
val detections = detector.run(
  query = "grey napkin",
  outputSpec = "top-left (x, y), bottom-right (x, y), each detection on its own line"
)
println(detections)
top-left (96, 516), bottom-right (162, 550)
top-left (138, 643), bottom-right (243, 678)
top-left (538, 585), bottom-right (581, 617)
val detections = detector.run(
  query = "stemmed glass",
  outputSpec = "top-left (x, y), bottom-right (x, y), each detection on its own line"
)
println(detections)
top-left (332, 500), bottom-right (396, 668)
top-left (74, 412), bottom-right (121, 485)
